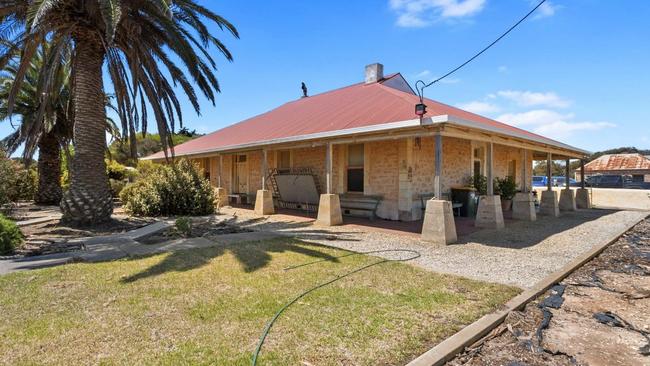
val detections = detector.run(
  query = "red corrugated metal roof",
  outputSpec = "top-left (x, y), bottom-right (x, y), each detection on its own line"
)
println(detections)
top-left (147, 74), bottom-right (573, 159)
top-left (584, 153), bottom-right (650, 172)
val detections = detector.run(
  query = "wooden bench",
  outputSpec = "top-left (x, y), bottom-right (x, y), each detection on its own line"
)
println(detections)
top-left (228, 193), bottom-right (249, 205)
top-left (419, 193), bottom-right (463, 216)
top-left (339, 194), bottom-right (383, 220)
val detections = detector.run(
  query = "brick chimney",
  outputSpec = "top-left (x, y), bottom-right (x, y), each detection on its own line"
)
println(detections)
top-left (365, 63), bottom-right (384, 84)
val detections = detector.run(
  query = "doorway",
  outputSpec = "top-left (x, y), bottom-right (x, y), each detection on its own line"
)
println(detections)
top-left (234, 154), bottom-right (248, 194)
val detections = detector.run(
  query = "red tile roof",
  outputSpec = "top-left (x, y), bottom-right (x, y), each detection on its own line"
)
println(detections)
top-left (584, 153), bottom-right (650, 172)
top-left (147, 74), bottom-right (580, 159)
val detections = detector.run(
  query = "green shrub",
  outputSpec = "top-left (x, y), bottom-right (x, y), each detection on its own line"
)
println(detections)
top-left (175, 217), bottom-right (192, 237)
top-left (494, 176), bottom-right (518, 200)
top-left (106, 160), bottom-right (128, 181)
top-left (120, 159), bottom-right (215, 216)
top-left (0, 153), bottom-right (37, 205)
top-left (107, 160), bottom-right (138, 197)
top-left (109, 179), bottom-right (126, 197)
top-left (135, 160), bottom-right (159, 177)
top-left (0, 214), bottom-right (23, 255)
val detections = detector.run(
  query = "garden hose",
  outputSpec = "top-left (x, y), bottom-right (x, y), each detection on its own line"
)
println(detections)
top-left (251, 248), bottom-right (421, 365)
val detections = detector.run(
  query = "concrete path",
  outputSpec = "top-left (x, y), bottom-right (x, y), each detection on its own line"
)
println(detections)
top-left (0, 252), bottom-right (75, 275)
top-left (0, 221), bottom-right (282, 275)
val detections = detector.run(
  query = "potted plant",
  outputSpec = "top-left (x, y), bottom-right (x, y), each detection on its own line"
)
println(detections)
top-left (495, 176), bottom-right (517, 211)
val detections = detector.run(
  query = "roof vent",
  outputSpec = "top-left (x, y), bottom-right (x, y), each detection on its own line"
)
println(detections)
top-left (365, 63), bottom-right (384, 84)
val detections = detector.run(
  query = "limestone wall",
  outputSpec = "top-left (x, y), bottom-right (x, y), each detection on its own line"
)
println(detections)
top-left (493, 144), bottom-right (533, 190)
top-left (187, 136), bottom-right (535, 221)
top-left (366, 140), bottom-right (400, 220)
top-left (441, 137), bottom-right (473, 195)
top-left (292, 146), bottom-right (326, 192)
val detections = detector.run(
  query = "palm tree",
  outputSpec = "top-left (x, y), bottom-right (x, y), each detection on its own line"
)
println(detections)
top-left (0, 44), bottom-right (120, 205)
top-left (0, 44), bottom-right (72, 205)
top-left (0, 1), bottom-right (238, 224)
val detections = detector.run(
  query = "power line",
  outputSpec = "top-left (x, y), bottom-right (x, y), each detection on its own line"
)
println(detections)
top-left (416, 0), bottom-right (547, 100)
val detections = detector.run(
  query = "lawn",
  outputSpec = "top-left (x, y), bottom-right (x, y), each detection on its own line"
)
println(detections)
top-left (0, 238), bottom-right (520, 365)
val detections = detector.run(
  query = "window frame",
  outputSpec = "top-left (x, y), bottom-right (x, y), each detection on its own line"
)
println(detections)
top-left (346, 144), bottom-right (365, 193)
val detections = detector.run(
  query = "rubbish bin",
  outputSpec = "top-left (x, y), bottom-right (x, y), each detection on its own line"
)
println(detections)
top-left (451, 187), bottom-right (478, 217)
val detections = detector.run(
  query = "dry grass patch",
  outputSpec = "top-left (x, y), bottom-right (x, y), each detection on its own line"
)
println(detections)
top-left (0, 238), bottom-right (520, 365)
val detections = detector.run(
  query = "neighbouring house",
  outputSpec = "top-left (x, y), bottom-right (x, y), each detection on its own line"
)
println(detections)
top-left (579, 153), bottom-right (650, 183)
top-left (146, 64), bottom-right (589, 243)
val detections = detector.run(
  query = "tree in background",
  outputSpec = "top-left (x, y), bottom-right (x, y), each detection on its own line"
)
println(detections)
top-left (108, 132), bottom-right (201, 167)
top-left (0, 44), bottom-right (120, 205)
top-left (532, 160), bottom-right (565, 176)
top-left (0, 44), bottom-right (72, 205)
top-left (0, 1), bottom-right (238, 225)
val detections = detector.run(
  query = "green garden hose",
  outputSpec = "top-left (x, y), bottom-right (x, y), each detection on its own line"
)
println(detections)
top-left (251, 249), bottom-right (421, 365)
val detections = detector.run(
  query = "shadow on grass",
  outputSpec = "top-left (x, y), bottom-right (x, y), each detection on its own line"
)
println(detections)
top-left (120, 239), bottom-right (342, 283)
top-left (225, 215), bottom-right (363, 242)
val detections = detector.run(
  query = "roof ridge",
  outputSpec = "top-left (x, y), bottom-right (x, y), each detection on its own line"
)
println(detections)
top-left (284, 73), bottom-right (401, 102)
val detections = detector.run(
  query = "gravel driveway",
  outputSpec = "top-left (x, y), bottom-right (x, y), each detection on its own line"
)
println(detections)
top-left (220, 207), bottom-right (648, 289)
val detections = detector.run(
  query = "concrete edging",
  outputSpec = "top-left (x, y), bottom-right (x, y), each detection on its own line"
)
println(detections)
top-left (406, 212), bottom-right (649, 366)
top-left (16, 216), bottom-right (60, 227)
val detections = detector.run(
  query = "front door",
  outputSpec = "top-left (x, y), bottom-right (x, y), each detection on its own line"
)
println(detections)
top-left (235, 155), bottom-right (248, 193)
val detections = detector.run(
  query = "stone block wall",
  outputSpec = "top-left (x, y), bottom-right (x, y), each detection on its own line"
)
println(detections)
top-left (221, 155), bottom-right (233, 192)
top-left (441, 137), bottom-right (472, 195)
top-left (186, 136), bottom-right (535, 221)
top-left (493, 145), bottom-right (533, 190)
top-left (366, 140), bottom-right (400, 220)
top-left (292, 146), bottom-right (326, 193)
top-left (412, 136), bottom-right (434, 195)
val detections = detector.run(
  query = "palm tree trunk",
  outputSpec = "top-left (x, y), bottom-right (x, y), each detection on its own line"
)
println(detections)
top-left (35, 131), bottom-right (62, 205)
top-left (61, 37), bottom-right (113, 224)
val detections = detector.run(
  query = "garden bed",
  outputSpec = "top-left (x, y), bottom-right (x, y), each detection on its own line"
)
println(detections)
top-left (1, 202), bottom-right (60, 222)
top-left (0, 238), bottom-right (519, 365)
top-left (15, 215), bottom-right (154, 257)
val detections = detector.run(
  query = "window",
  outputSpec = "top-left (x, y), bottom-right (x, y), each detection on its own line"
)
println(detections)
top-left (278, 150), bottom-right (291, 169)
top-left (237, 155), bottom-right (247, 163)
top-left (472, 145), bottom-right (485, 176)
top-left (347, 144), bottom-right (364, 192)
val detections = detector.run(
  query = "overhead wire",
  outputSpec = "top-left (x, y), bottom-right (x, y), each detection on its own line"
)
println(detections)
top-left (252, 2), bottom-right (549, 363)
top-left (416, 0), bottom-right (548, 101)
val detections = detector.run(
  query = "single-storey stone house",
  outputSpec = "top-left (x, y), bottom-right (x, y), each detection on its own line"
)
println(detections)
top-left (146, 64), bottom-right (590, 243)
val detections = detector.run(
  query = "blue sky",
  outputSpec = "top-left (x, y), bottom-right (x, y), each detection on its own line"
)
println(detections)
top-left (3, 0), bottom-right (649, 154)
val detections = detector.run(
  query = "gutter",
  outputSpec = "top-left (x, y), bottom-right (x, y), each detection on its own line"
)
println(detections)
top-left (424, 115), bottom-right (591, 156)
top-left (143, 118), bottom-right (423, 160)
top-left (145, 115), bottom-right (589, 160)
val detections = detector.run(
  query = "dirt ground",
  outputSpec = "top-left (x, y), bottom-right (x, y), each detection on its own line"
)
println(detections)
top-left (448, 219), bottom-right (650, 366)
